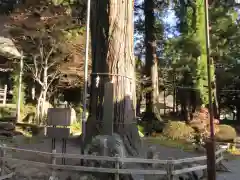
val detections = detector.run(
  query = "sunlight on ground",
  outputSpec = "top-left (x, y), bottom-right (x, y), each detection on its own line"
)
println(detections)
top-left (143, 135), bottom-right (195, 151)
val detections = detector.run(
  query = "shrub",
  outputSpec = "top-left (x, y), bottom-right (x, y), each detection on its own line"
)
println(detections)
top-left (137, 125), bottom-right (145, 137)
top-left (70, 121), bottom-right (82, 135)
top-left (162, 121), bottom-right (195, 140)
top-left (12, 71), bottom-right (25, 107)
top-left (215, 125), bottom-right (237, 142)
top-left (152, 120), bottom-right (165, 132)
top-left (0, 107), bottom-right (14, 118)
top-left (21, 104), bottom-right (36, 121)
top-left (142, 120), bottom-right (165, 134)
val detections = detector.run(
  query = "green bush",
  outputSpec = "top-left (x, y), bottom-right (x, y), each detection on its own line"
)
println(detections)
top-left (0, 107), bottom-right (14, 118)
top-left (137, 125), bottom-right (145, 137)
top-left (20, 104), bottom-right (36, 122)
top-left (12, 71), bottom-right (25, 106)
top-left (162, 121), bottom-right (195, 140)
top-left (142, 120), bottom-right (165, 134)
top-left (152, 120), bottom-right (165, 132)
top-left (215, 125), bottom-right (237, 142)
top-left (21, 104), bottom-right (35, 115)
top-left (70, 121), bottom-right (82, 135)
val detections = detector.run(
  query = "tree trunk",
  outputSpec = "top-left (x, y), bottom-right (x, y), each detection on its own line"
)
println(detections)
top-left (212, 74), bottom-right (219, 118)
top-left (36, 91), bottom-right (43, 124)
top-left (40, 88), bottom-right (47, 122)
top-left (144, 0), bottom-right (159, 117)
top-left (86, 0), bottom-right (141, 156)
top-left (136, 96), bottom-right (142, 116)
top-left (237, 107), bottom-right (240, 124)
top-left (39, 66), bottom-right (48, 123)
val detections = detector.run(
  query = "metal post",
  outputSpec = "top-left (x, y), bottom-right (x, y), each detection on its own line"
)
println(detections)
top-left (17, 54), bottom-right (23, 122)
top-left (204, 0), bottom-right (216, 179)
top-left (115, 156), bottom-right (120, 180)
top-left (82, 0), bottom-right (91, 153)
top-left (50, 149), bottom-right (57, 180)
top-left (0, 144), bottom-right (6, 176)
top-left (163, 87), bottom-right (166, 115)
top-left (3, 85), bottom-right (7, 105)
top-left (173, 72), bottom-right (176, 113)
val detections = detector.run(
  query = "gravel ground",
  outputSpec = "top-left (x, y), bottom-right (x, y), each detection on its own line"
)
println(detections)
top-left (148, 142), bottom-right (240, 180)
top-left (1, 135), bottom-right (239, 180)
top-left (217, 158), bottom-right (240, 180)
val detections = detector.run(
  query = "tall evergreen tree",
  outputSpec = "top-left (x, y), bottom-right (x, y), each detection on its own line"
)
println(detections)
top-left (144, 0), bottom-right (159, 117)
top-left (86, 0), bottom-right (141, 156)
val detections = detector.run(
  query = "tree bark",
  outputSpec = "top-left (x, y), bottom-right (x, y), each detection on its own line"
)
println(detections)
top-left (236, 106), bottom-right (240, 124)
top-left (36, 91), bottom-right (42, 124)
top-left (144, 0), bottom-right (159, 117)
top-left (86, 0), bottom-right (141, 156)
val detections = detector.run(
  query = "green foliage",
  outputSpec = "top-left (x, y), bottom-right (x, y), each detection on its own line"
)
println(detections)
top-left (52, 0), bottom-right (77, 6)
top-left (145, 136), bottom-right (195, 151)
top-left (0, 0), bottom-right (17, 14)
top-left (172, 0), bottom-right (216, 107)
top-left (146, 120), bottom-right (165, 133)
top-left (0, 107), bottom-right (15, 118)
top-left (195, 0), bottom-right (210, 105)
top-left (137, 125), bottom-right (144, 133)
top-left (21, 104), bottom-right (36, 117)
top-left (7, 0), bottom-right (87, 91)
top-left (215, 125), bottom-right (237, 142)
top-left (11, 71), bottom-right (25, 107)
top-left (74, 104), bottom-right (83, 121)
top-left (70, 121), bottom-right (82, 135)
top-left (162, 121), bottom-right (194, 140)
top-left (64, 27), bottom-right (85, 41)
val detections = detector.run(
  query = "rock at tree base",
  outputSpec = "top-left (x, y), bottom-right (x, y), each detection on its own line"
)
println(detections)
top-left (0, 130), bottom-right (14, 137)
top-left (0, 122), bottom-right (17, 137)
top-left (84, 133), bottom-right (144, 180)
top-left (84, 134), bottom-right (127, 166)
top-left (0, 122), bottom-right (15, 131)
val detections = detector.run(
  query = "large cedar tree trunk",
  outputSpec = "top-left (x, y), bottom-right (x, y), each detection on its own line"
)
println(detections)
top-left (86, 0), bottom-right (141, 156)
top-left (144, 0), bottom-right (159, 116)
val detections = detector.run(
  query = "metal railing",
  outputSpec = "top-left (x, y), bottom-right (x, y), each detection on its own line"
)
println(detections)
top-left (0, 85), bottom-right (7, 105)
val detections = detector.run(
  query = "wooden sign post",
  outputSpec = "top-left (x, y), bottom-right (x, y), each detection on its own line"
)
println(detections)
top-left (47, 108), bottom-right (71, 165)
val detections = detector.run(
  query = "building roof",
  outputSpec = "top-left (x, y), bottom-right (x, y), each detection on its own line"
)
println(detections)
top-left (0, 36), bottom-right (21, 59)
top-left (0, 15), bottom-right (22, 59)
top-left (0, 55), bottom-right (13, 72)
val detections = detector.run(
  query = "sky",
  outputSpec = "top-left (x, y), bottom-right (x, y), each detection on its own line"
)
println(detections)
top-left (134, 0), bottom-right (177, 38)
top-left (134, 2), bottom-right (177, 59)
top-left (163, 9), bottom-right (176, 27)
top-left (163, 8), bottom-right (177, 38)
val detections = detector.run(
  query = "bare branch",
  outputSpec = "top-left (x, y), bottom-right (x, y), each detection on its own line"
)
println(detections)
top-left (25, 63), bottom-right (44, 86)
top-left (48, 60), bottom-right (58, 69)
top-left (39, 39), bottom-right (44, 64)
top-left (24, 56), bottom-right (45, 87)
top-left (45, 45), bottom-right (55, 64)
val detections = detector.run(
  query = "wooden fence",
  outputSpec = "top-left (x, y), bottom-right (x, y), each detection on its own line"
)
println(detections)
top-left (0, 144), bottom-right (226, 180)
top-left (0, 85), bottom-right (7, 105)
